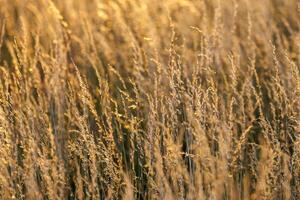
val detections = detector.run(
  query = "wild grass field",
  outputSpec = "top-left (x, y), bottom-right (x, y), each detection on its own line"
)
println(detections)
top-left (0, 0), bottom-right (300, 199)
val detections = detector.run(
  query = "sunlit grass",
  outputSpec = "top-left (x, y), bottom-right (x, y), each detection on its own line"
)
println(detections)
top-left (0, 0), bottom-right (300, 199)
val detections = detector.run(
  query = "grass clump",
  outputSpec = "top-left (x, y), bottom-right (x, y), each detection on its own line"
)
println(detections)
top-left (0, 0), bottom-right (300, 199)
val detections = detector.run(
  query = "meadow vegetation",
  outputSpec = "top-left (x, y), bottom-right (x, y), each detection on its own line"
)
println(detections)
top-left (0, 0), bottom-right (300, 199)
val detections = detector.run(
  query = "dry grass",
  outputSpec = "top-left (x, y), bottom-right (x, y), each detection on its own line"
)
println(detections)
top-left (0, 0), bottom-right (300, 199)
